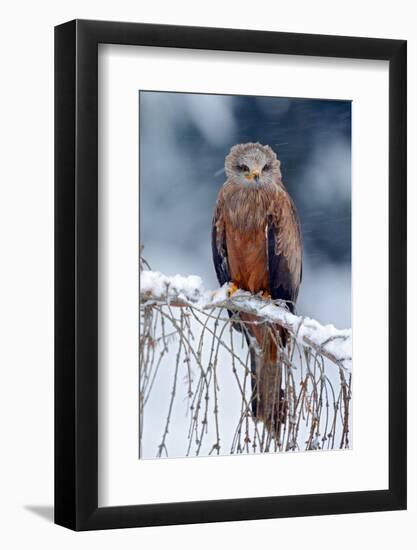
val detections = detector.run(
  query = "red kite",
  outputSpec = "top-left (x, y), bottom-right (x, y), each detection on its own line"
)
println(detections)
top-left (212, 142), bottom-right (302, 437)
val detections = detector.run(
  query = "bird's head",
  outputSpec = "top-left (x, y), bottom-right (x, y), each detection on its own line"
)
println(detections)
top-left (225, 142), bottom-right (281, 187)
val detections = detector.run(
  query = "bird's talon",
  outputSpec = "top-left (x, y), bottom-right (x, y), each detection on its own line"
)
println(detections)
top-left (228, 282), bottom-right (239, 297)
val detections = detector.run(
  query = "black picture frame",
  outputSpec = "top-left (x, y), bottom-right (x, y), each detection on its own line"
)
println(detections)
top-left (55, 19), bottom-right (407, 531)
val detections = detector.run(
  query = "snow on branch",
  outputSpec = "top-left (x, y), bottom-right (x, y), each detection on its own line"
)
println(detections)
top-left (140, 267), bottom-right (352, 457)
top-left (140, 270), bottom-right (352, 370)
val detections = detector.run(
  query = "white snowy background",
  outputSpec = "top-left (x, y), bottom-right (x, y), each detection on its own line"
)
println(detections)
top-left (139, 91), bottom-right (352, 458)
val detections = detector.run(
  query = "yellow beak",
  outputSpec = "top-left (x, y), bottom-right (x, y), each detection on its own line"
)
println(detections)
top-left (245, 170), bottom-right (260, 181)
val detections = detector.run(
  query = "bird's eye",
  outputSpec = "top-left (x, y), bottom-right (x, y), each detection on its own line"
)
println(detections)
top-left (263, 164), bottom-right (271, 171)
top-left (238, 164), bottom-right (249, 172)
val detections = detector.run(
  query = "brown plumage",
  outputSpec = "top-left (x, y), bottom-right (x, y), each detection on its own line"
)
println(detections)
top-left (212, 142), bottom-right (302, 439)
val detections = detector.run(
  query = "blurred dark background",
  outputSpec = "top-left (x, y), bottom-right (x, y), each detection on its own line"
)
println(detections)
top-left (140, 91), bottom-right (351, 327)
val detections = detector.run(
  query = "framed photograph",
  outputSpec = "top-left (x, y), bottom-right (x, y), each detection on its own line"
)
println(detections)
top-left (55, 19), bottom-right (406, 530)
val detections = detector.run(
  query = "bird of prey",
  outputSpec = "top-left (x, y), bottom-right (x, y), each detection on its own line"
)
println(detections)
top-left (212, 142), bottom-right (302, 439)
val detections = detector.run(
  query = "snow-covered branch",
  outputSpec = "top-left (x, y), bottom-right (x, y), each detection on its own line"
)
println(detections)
top-left (140, 269), bottom-right (352, 456)
top-left (140, 270), bottom-right (352, 370)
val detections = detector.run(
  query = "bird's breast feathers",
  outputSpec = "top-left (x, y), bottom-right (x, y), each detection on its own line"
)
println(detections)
top-left (214, 181), bottom-right (301, 295)
top-left (221, 181), bottom-right (283, 233)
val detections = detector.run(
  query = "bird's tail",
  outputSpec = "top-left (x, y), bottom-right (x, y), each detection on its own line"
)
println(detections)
top-left (242, 315), bottom-right (287, 441)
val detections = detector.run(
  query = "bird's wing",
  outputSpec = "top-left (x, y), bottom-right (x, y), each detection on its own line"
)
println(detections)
top-left (267, 191), bottom-right (302, 313)
top-left (212, 188), bottom-right (231, 286)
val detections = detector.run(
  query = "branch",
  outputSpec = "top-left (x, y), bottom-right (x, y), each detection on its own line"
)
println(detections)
top-left (140, 270), bottom-right (352, 370)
